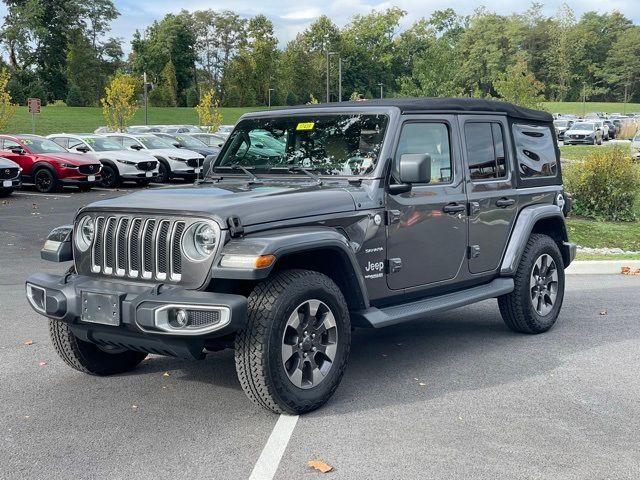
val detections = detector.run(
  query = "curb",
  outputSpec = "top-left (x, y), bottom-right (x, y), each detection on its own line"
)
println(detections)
top-left (566, 260), bottom-right (640, 275)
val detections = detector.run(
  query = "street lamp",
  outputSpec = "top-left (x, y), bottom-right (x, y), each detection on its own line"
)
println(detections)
top-left (378, 82), bottom-right (384, 99)
top-left (582, 82), bottom-right (587, 117)
top-left (338, 57), bottom-right (343, 102)
top-left (326, 51), bottom-right (337, 103)
top-left (268, 88), bottom-right (274, 108)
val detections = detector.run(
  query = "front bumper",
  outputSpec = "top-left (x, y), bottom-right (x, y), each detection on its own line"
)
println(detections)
top-left (1, 177), bottom-right (21, 190)
top-left (60, 176), bottom-right (101, 186)
top-left (26, 272), bottom-right (247, 356)
top-left (564, 137), bottom-right (595, 145)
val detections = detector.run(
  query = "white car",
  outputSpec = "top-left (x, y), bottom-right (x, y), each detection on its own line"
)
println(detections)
top-left (105, 133), bottom-right (205, 183)
top-left (47, 134), bottom-right (159, 188)
top-left (593, 120), bottom-right (609, 141)
top-left (631, 132), bottom-right (640, 161)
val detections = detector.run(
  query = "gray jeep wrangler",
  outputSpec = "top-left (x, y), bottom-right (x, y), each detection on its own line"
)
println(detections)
top-left (26, 98), bottom-right (576, 414)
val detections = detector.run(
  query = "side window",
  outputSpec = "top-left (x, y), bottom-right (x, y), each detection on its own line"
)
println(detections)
top-left (395, 123), bottom-right (452, 184)
top-left (121, 137), bottom-right (139, 149)
top-left (513, 124), bottom-right (557, 178)
top-left (3, 139), bottom-right (21, 151)
top-left (464, 122), bottom-right (507, 181)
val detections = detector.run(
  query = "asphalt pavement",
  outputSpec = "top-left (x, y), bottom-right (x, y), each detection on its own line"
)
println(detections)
top-left (1, 186), bottom-right (640, 479)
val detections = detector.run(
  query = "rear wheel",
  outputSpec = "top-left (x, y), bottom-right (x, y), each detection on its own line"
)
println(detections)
top-left (34, 168), bottom-right (59, 193)
top-left (235, 269), bottom-right (351, 414)
top-left (498, 234), bottom-right (565, 334)
top-left (99, 164), bottom-right (120, 188)
top-left (49, 319), bottom-right (147, 375)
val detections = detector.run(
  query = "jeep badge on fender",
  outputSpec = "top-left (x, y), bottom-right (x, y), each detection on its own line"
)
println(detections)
top-left (26, 98), bottom-right (576, 414)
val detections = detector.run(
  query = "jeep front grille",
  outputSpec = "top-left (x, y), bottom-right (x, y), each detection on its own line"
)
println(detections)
top-left (91, 215), bottom-right (186, 281)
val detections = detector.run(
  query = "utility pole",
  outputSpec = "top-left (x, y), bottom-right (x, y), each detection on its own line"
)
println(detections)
top-left (378, 82), bottom-right (384, 99)
top-left (582, 82), bottom-right (586, 117)
top-left (143, 71), bottom-right (148, 125)
top-left (338, 58), bottom-right (342, 103)
top-left (624, 84), bottom-right (629, 115)
top-left (268, 88), bottom-right (274, 108)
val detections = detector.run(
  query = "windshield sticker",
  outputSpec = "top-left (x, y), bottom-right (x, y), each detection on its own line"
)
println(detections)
top-left (296, 122), bottom-right (315, 131)
top-left (22, 139), bottom-right (33, 145)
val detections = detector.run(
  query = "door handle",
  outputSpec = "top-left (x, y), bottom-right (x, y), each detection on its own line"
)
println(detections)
top-left (443, 203), bottom-right (466, 214)
top-left (496, 198), bottom-right (516, 208)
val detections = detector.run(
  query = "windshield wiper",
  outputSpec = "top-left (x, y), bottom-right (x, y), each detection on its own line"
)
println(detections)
top-left (287, 166), bottom-right (323, 185)
top-left (215, 165), bottom-right (262, 184)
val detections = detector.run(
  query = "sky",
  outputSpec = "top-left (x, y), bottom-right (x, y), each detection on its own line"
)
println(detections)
top-left (1, 0), bottom-right (639, 51)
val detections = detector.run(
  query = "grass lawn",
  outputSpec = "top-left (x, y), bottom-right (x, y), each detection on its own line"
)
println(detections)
top-left (7, 106), bottom-right (267, 135)
top-left (558, 143), bottom-right (629, 161)
top-left (575, 252), bottom-right (640, 260)
top-left (542, 101), bottom-right (640, 116)
top-left (567, 217), bottom-right (640, 252)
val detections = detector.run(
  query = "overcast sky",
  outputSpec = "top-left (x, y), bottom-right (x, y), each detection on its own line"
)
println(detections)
top-left (2, 0), bottom-right (639, 51)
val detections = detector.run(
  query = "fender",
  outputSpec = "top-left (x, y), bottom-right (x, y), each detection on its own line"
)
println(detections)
top-left (500, 204), bottom-right (574, 275)
top-left (212, 226), bottom-right (369, 309)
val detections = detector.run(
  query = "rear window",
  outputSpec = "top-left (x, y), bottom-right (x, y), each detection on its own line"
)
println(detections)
top-left (512, 124), bottom-right (557, 179)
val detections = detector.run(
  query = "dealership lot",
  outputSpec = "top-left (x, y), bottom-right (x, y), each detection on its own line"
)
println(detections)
top-left (1, 189), bottom-right (640, 479)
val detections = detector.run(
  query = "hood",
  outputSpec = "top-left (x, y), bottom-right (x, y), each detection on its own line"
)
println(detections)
top-left (146, 148), bottom-right (204, 159)
top-left (91, 149), bottom-right (156, 163)
top-left (567, 129), bottom-right (594, 135)
top-left (85, 181), bottom-right (358, 227)
top-left (36, 152), bottom-right (101, 166)
top-left (0, 156), bottom-right (20, 168)
top-left (189, 147), bottom-right (219, 156)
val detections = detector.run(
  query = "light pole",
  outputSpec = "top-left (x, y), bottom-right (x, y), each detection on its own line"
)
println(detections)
top-left (325, 51), bottom-right (336, 103)
top-left (624, 84), bottom-right (629, 115)
top-left (268, 88), bottom-right (274, 108)
top-left (143, 71), bottom-right (148, 125)
top-left (378, 82), bottom-right (384, 99)
top-left (582, 82), bottom-right (586, 117)
top-left (338, 57), bottom-right (343, 102)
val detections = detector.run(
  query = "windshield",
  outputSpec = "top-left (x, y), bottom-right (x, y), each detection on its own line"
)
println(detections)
top-left (137, 136), bottom-right (174, 149)
top-left (554, 120), bottom-right (569, 127)
top-left (82, 137), bottom-right (123, 152)
top-left (570, 123), bottom-right (594, 130)
top-left (20, 137), bottom-right (67, 154)
top-left (212, 114), bottom-right (389, 177)
top-left (174, 135), bottom-right (208, 149)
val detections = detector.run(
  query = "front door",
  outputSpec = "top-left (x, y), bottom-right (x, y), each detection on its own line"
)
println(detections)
top-left (459, 116), bottom-right (518, 274)
top-left (1, 139), bottom-right (31, 176)
top-left (386, 116), bottom-right (468, 290)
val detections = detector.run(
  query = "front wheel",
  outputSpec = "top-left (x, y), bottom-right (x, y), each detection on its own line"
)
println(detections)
top-left (99, 164), bottom-right (121, 188)
top-left (156, 161), bottom-right (170, 183)
top-left (235, 270), bottom-right (351, 414)
top-left (498, 234), bottom-right (565, 334)
top-left (34, 168), bottom-right (59, 193)
top-left (49, 319), bottom-right (147, 375)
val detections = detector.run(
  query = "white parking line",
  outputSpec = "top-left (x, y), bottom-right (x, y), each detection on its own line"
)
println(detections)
top-left (249, 414), bottom-right (299, 480)
top-left (13, 191), bottom-right (72, 199)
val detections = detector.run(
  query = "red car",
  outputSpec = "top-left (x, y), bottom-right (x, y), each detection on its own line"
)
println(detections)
top-left (0, 134), bottom-right (102, 193)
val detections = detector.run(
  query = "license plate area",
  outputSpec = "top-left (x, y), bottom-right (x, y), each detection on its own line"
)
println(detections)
top-left (81, 291), bottom-right (122, 326)
top-left (3, 180), bottom-right (11, 187)
top-left (145, 171), bottom-right (153, 177)
top-left (88, 175), bottom-right (95, 182)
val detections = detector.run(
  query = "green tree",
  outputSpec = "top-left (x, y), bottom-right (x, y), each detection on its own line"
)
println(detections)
top-left (66, 29), bottom-right (101, 105)
top-left (494, 56), bottom-right (545, 109)
top-left (162, 61), bottom-right (178, 106)
top-left (602, 26), bottom-right (640, 102)
top-left (101, 73), bottom-right (139, 131)
top-left (0, 68), bottom-right (19, 132)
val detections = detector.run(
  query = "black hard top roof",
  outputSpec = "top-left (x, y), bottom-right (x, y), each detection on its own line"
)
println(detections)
top-left (267, 97), bottom-right (552, 123)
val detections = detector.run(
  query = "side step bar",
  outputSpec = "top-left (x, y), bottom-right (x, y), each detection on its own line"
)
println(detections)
top-left (351, 278), bottom-right (514, 328)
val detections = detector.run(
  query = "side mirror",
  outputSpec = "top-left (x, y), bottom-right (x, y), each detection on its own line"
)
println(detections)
top-left (76, 146), bottom-right (89, 153)
top-left (130, 145), bottom-right (143, 151)
top-left (173, 142), bottom-right (182, 148)
top-left (389, 154), bottom-right (431, 195)
top-left (255, 143), bottom-right (264, 149)
top-left (10, 147), bottom-right (25, 155)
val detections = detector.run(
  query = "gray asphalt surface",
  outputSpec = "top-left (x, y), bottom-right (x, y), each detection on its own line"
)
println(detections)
top-left (1, 186), bottom-right (640, 479)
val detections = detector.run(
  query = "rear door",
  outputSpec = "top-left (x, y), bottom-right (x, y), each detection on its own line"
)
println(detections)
top-left (460, 115), bottom-right (518, 274)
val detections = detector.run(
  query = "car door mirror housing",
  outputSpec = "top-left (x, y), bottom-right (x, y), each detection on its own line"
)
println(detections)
top-left (131, 144), bottom-right (143, 151)
top-left (76, 146), bottom-right (89, 153)
top-left (399, 153), bottom-right (431, 184)
top-left (10, 147), bottom-right (25, 155)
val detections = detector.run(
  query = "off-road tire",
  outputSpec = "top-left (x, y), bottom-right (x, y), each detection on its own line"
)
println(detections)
top-left (498, 234), bottom-right (565, 334)
top-left (235, 269), bottom-right (351, 414)
top-left (49, 319), bottom-right (147, 375)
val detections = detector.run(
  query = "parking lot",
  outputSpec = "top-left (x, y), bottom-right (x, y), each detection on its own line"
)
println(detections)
top-left (2, 187), bottom-right (640, 479)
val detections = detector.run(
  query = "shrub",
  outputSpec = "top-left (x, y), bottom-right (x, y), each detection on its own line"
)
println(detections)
top-left (65, 84), bottom-right (84, 106)
top-left (185, 87), bottom-right (199, 107)
top-left (564, 147), bottom-right (640, 222)
top-left (49, 100), bottom-right (67, 107)
top-left (148, 86), bottom-right (172, 107)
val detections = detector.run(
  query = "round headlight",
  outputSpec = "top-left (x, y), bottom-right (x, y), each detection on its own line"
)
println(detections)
top-left (75, 216), bottom-right (94, 252)
top-left (182, 222), bottom-right (218, 261)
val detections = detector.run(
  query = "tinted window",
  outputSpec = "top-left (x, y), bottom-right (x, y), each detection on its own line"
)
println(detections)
top-left (395, 123), bottom-right (452, 184)
top-left (513, 124), bottom-right (557, 178)
top-left (464, 122), bottom-right (507, 181)
top-left (2, 139), bottom-right (21, 151)
top-left (49, 137), bottom-right (68, 149)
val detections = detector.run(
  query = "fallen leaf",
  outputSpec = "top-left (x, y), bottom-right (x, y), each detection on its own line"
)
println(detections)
top-left (132, 405), bottom-right (138, 410)
top-left (307, 460), bottom-right (333, 473)
top-left (38, 361), bottom-right (47, 366)
top-left (162, 372), bottom-right (170, 377)
top-left (418, 382), bottom-right (427, 387)
top-left (381, 353), bottom-right (388, 358)
top-left (599, 310), bottom-right (607, 316)
top-left (621, 267), bottom-right (631, 275)
top-left (23, 339), bottom-right (34, 346)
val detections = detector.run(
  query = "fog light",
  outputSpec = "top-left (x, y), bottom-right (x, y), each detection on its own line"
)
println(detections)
top-left (175, 309), bottom-right (188, 328)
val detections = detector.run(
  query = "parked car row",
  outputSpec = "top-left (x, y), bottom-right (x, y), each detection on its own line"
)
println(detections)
top-left (554, 112), bottom-right (640, 144)
top-left (93, 124), bottom-right (234, 138)
top-left (0, 129), bottom-right (228, 193)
